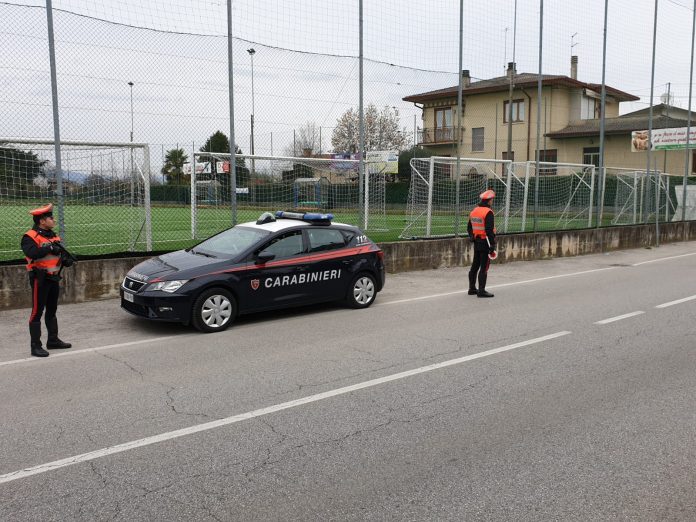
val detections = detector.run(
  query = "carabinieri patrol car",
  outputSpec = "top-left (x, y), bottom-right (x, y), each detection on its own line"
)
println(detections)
top-left (120, 211), bottom-right (385, 332)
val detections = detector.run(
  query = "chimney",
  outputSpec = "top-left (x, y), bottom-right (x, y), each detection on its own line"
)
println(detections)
top-left (507, 62), bottom-right (516, 80)
top-left (571, 55), bottom-right (578, 80)
top-left (462, 69), bottom-right (471, 88)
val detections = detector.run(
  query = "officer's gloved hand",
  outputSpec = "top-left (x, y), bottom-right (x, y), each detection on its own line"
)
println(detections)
top-left (61, 255), bottom-right (74, 267)
top-left (50, 244), bottom-right (62, 255)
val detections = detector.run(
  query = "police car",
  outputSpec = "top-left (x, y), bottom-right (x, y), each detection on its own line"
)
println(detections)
top-left (120, 211), bottom-right (385, 332)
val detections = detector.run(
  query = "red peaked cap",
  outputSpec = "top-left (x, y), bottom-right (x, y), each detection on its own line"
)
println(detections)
top-left (29, 203), bottom-right (53, 217)
top-left (479, 189), bottom-right (496, 200)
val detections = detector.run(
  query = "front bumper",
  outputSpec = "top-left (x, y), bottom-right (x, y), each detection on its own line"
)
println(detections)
top-left (120, 288), bottom-right (192, 324)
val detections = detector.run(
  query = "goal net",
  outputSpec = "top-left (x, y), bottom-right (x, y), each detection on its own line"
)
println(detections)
top-left (190, 153), bottom-right (387, 239)
top-left (0, 139), bottom-right (151, 261)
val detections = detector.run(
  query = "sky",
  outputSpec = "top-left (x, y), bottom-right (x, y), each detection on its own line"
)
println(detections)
top-left (1, 0), bottom-right (695, 172)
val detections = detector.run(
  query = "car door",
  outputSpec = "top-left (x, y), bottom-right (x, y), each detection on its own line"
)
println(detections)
top-left (238, 229), bottom-right (308, 311)
top-left (302, 226), bottom-right (350, 302)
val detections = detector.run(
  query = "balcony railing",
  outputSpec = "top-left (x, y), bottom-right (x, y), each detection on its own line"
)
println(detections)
top-left (417, 126), bottom-right (463, 145)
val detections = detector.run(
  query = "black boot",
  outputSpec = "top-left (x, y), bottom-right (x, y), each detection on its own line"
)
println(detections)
top-left (30, 323), bottom-right (49, 357)
top-left (477, 290), bottom-right (494, 298)
top-left (468, 271), bottom-right (477, 295)
top-left (46, 317), bottom-right (71, 349)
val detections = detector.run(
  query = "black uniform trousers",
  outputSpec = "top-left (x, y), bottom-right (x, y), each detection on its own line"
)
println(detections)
top-left (468, 241), bottom-right (491, 291)
top-left (28, 271), bottom-right (60, 326)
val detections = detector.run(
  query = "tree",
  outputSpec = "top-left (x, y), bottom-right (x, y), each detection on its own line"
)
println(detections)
top-left (198, 130), bottom-right (250, 191)
top-left (283, 121), bottom-right (321, 157)
top-left (398, 146), bottom-right (434, 182)
top-left (161, 148), bottom-right (189, 185)
top-left (0, 146), bottom-right (47, 185)
top-left (331, 104), bottom-right (411, 153)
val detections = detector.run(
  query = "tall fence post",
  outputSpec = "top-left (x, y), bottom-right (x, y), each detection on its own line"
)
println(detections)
top-left (683, 0), bottom-right (696, 231)
top-left (191, 142), bottom-right (197, 239)
top-left (587, 167), bottom-right (596, 228)
top-left (426, 157), bottom-right (435, 237)
top-left (503, 162), bottom-right (512, 233)
top-left (521, 162), bottom-right (530, 232)
top-left (46, 0), bottom-right (65, 242)
top-left (143, 144), bottom-right (152, 251)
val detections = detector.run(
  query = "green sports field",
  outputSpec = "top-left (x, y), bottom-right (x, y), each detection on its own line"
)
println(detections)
top-left (0, 203), bottom-right (627, 263)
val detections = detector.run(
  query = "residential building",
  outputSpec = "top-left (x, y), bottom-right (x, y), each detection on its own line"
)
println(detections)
top-left (403, 58), bottom-right (694, 175)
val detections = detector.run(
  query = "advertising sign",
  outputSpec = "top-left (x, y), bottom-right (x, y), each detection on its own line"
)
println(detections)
top-left (631, 127), bottom-right (696, 152)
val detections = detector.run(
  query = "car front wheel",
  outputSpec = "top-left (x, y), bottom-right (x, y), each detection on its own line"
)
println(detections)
top-left (346, 272), bottom-right (376, 309)
top-left (192, 287), bottom-right (237, 333)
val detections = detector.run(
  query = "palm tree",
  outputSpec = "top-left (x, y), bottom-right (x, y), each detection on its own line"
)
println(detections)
top-left (161, 148), bottom-right (188, 184)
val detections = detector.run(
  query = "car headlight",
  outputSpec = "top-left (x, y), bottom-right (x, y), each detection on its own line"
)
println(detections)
top-left (147, 280), bottom-right (189, 293)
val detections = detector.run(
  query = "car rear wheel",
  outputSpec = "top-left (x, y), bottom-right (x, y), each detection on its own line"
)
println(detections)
top-left (346, 272), bottom-right (376, 309)
top-left (192, 288), bottom-right (237, 333)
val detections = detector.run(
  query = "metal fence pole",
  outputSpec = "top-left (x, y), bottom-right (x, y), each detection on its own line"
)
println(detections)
top-left (647, 0), bottom-right (659, 246)
top-left (426, 157), bottom-right (435, 237)
top-left (358, 0), bottom-right (365, 229)
top-left (227, 0), bottom-right (238, 226)
top-left (533, 0), bottom-right (544, 235)
top-left (143, 144), bottom-right (152, 251)
top-left (521, 162), bottom-right (530, 231)
top-left (46, 0), bottom-right (65, 241)
top-left (683, 0), bottom-right (696, 231)
top-left (191, 141), bottom-right (197, 239)
top-left (454, 0), bottom-right (463, 237)
top-left (597, 0), bottom-right (609, 229)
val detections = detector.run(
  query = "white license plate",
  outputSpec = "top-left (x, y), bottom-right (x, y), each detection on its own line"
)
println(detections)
top-left (123, 291), bottom-right (135, 303)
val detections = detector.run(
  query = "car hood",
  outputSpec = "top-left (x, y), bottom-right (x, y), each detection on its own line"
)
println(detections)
top-left (126, 250), bottom-right (229, 282)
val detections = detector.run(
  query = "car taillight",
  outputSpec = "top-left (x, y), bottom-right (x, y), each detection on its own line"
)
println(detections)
top-left (376, 250), bottom-right (384, 262)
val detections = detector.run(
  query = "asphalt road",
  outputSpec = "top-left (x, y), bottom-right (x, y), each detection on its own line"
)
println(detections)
top-left (1, 243), bottom-right (695, 521)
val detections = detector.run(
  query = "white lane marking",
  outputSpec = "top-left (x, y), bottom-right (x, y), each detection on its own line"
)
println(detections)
top-left (0, 331), bottom-right (571, 485)
top-left (0, 337), bottom-right (180, 368)
top-left (632, 252), bottom-right (696, 266)
top-left (655, 294), bottom-right (696, 309)
top-left (594, 311), bottom-right (645, 325)
top-left (380, 267), bottom-right (617, 305)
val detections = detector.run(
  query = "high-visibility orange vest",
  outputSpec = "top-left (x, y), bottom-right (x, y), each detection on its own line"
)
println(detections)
top-left (24, 229), bottom-right (62, 273)
top-left (469, 206), bottom-right (493, 239)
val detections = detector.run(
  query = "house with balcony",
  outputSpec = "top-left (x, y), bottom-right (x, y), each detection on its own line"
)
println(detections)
top-left (403, 57), bottom-right (694, 175)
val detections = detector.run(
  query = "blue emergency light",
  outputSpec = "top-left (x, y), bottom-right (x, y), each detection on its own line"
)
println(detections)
top-left (275, 211), bottom-right (334, 223)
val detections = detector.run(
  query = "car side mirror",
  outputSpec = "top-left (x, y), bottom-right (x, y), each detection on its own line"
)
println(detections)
top-left (255, 250), bottom-right (275, 264)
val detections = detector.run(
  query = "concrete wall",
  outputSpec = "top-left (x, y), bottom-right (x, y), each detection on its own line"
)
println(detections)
top-left (2, 221), bottom-right (695, 311)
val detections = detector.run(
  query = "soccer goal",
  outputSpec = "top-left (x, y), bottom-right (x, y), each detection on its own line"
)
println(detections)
top-left (190, 152), bottom-right (387, 238)
top-left (401, 157), bottom-right (525, 239)
top-left (0, 138), bottom-right (151, 261)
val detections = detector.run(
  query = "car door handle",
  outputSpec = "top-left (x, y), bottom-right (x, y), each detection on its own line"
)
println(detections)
top-left (296, 265), bottom-right (310, 270)
top-left (341, 260), bottom-right (351, 265)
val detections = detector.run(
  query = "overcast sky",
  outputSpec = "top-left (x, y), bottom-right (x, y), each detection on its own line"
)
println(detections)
top-left (1, 0), bottom-right (695, 167)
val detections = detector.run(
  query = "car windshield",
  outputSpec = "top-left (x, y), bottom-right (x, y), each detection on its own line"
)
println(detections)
top-left (192, 226), bottom-right (269, 258)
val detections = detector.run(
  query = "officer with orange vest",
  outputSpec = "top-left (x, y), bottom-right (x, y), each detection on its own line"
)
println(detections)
top-left (21, 204), bottom-right (74, 357)
top-left (467, 189), bottom-right (496, 298)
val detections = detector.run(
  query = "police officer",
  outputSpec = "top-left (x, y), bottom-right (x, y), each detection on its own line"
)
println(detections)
top-left (22, 203), bottom-right (73, 357)
top-left (467, 189), bottom-right (496, 298)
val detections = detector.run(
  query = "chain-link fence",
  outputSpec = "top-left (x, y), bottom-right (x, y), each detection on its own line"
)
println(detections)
top-left (2, 0), bottom-right (696, 261)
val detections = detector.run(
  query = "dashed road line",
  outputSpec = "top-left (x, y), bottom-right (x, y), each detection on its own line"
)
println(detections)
top-left (594, 311), bottom-right (645, 325)
top-left (632, 252), bottom-right (696, 266)
top-left (0, 330), bottom-right (571, 485)
top-left (655, 294), bottom-right (696, 309)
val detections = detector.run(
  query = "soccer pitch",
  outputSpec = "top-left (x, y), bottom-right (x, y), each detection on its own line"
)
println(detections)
top-left (1, 203), bottom-right (611, 263)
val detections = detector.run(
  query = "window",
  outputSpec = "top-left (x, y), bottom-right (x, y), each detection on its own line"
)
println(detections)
top-left (434, 107), bottom-right (453, 129)
top-left (502, 151), bottom-right (515, 161)
top-left (583, 147), bottom-right (600, 169)
top-left (503, 99), bottom-right (525, 123)
top-left (260, 230), bottom-right (304, 258)
top-left (307, 228), bottom-right (346, 252)
top-left (471, 127), bottom-right (485, 152)
top-left (535, 149), bottom-right (558, 175)
top-left (580, 96), bottom-right (600, 120)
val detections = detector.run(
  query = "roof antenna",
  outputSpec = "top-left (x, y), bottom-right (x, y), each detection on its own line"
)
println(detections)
top-left (571, 32), bottom-right (579, 57)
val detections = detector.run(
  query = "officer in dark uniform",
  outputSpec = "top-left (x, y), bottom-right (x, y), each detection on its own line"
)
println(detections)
top-left (467, 190), bottom-right (496, 298)
top-left (21, 203), bottom-right (74, 357)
